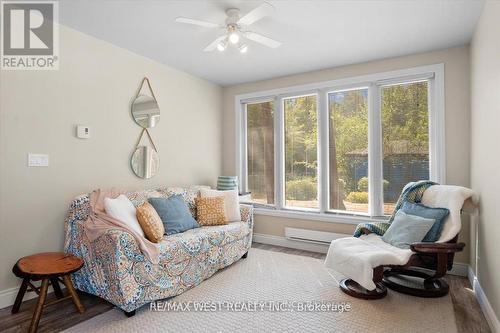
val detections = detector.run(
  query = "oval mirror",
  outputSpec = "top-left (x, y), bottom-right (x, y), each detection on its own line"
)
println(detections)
top-left (131, 94), bottom-right (160, 128)
top-left (130, 145), bottom-right (160, 179)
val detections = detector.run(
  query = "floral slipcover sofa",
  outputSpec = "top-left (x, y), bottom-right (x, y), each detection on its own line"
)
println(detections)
top-left (64, 186), bottom-right (253, 313)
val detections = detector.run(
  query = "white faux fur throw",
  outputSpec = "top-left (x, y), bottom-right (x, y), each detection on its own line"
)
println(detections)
top-left (325, 184), bottom-right (478, 291)
top-left (420, 185), bottom-right (477, 242)
top-left (324, 234), bottom-right (413, 290)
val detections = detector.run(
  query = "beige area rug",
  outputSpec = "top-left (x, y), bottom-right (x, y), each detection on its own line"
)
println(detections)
top-left (65, 248), bottom-right (457, 333)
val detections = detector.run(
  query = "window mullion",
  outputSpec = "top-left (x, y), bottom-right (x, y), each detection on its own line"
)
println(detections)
top-left (318, 89), bottom-right (329, 214)
top-left (238, 102), bottom-right (248, 194)
top-left (274, 96), bottom-right (284, 210)
top-left (368, 84), bottom-right (383, 217)
top-left (428, 78), bottom-right (445, 183)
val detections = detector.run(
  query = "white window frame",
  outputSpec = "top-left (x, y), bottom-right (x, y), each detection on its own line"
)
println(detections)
top-left (235, 64), bottom-right (445, 225)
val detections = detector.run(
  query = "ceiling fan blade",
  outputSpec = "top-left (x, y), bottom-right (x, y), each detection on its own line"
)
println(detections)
top-left (175, 17), bottom-right (220, 28)
top-left (238, 2), bottom-right (275, 26)
top-left (203, 36), bottom-right (226, 52)
top-left (245, 32), bottom-right (282, 48)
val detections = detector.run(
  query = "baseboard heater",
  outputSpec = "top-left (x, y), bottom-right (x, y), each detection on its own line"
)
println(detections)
top-left (284, 227), bottom-right (350, 245)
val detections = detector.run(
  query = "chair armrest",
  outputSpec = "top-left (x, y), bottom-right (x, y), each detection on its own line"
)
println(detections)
top-left (410, 242), bottom-right (465, 254)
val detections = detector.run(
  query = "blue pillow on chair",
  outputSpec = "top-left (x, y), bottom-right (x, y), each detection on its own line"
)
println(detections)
top-left (148, 195), bottom-right (199, 236)
top-left (382, 210), bottom-right (436, 249)
top-left (400, 201), bottom-right (450, 242)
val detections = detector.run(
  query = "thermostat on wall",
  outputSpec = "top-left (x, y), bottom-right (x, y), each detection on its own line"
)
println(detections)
top-left (76, 125), bottom-right (90, 139)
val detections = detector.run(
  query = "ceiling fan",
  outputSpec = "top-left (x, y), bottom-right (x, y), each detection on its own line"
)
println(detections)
top-left (175, 2), bottom-right (282, 53)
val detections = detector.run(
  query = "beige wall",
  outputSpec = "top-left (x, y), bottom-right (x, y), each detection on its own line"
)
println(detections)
top-left (0, 25), bottom-right (222, 293)
top-left (222, 46), bottom-right (471, 263)
top-left (470, 1), bottom-right (500, 319)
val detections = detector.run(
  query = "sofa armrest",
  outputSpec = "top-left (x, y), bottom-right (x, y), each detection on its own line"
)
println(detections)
top-left (240, 204), bottom-right (254, 230)
top-left (410, 242), bottom-right (465, 254)
top-left (69, 228), bottom-right (144, 309)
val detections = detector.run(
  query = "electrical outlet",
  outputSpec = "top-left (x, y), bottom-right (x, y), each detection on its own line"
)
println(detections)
top-left (28, 154), bottom-right (49, 167)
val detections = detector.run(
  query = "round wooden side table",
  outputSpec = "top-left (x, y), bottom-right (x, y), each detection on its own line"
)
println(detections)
top-left (12, 252), bottom-right (85, 333)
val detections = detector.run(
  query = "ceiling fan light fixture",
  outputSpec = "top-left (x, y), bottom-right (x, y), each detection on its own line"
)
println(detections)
top-left (176, 2), bottom-right (281, 53)
top-left (239, 43), bottom-right (248, 53)
top-left (229, 32), bottom-right (240, 44)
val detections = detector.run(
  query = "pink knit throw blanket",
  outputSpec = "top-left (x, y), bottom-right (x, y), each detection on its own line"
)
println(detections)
top-left (83, 189), bottom-right (160, 264)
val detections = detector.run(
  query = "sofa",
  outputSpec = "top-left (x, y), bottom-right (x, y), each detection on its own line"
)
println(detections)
top-left (64, 186), bottom-right (253, 314)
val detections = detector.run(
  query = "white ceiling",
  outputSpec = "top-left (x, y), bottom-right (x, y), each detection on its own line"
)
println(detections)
top-left (59, 0), bottom-right (484, 86)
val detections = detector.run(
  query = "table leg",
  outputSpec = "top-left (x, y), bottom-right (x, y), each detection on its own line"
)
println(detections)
top-left (50, 278), bottom-right (63, 299)
top-left (62, 275), bottom-right (85, 314)
top-left (12, 278), bottom-right (29, 314)
top-left (28, 278), bottom-right (49, 333)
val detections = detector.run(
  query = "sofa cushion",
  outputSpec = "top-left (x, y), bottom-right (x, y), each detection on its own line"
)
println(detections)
top-left (149, 195), bottom-right (199, 236)
top-left (136, 202), bottom-right (164, 243)
top-left (159, 222), bottom-right (250, 261)
top-left (195, 197), bottom-right (227, 226)
top-left (104, 194), bottom-right (145, 237)
top-left (159, 186), bottom-right (209, 218)
top-left (200, 189), bottom-right (241, 222)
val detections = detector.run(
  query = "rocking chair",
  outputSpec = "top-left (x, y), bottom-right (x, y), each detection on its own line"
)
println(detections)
top-left (326, 184), bottom-right (477, 299)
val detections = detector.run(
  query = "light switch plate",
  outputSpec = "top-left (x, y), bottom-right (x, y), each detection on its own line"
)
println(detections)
top-left (28, 154), bottom-right (49, 167)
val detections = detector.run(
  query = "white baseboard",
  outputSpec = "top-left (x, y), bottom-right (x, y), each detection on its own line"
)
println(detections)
top-left (468, 267), bottom-right (500, 333)
top-left (0, 283), bottom-right (65, 310)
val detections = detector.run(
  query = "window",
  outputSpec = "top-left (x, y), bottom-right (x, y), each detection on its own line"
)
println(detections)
top-left (237, 64), bottom-right (444, 222)
top-left (246, 101), bottom-right (275, 205)
top-left (381, 81), bottom-right (429, 214)
top-left (328, 89), bottom-right (369, 214)
top-left (284, 95), bottom-right (318, 210)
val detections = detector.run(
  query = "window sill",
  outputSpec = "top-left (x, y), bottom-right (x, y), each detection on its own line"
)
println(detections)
top-left (252, 207), bottom-right (389, 225)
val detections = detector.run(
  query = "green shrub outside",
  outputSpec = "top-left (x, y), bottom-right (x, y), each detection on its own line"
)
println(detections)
top-left (286, 178), bottom-right (317, 201)
top-left (357, 177), bottom-right (369, 192)
top-left (357, 177), bottom-right (390, 192)
top-left (345, 191), bottom-right (369, 204)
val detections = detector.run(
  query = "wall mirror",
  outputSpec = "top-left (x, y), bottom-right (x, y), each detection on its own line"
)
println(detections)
top-left (131, 78), bottom-right (160, 128)
top-left (131, 145), bottom-right (159, 179)
top-left (131, 95), bottom-right (160, 128)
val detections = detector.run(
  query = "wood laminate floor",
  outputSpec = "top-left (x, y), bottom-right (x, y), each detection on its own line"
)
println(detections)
top-left (0, 243), bottom-right (491, 333)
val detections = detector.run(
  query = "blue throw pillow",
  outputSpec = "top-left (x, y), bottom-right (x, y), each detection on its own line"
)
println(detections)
top-left (382, 211), bottom-right (436, 249)
top-left (148, 195), bottom-right (199, 236)
top-left (400, 201), bottom-right (450, 242)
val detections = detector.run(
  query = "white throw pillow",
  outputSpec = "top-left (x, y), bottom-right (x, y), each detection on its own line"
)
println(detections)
top-left (200, 189), bottom-right (241, 222)
top-left (104, 194), bottom-right (145, 237)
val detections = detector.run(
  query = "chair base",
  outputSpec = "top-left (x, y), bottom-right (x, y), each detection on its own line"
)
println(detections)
top-left (339, 278), bottom-right (387, 300)
top-left (382, 268), bottom-right (449, 298)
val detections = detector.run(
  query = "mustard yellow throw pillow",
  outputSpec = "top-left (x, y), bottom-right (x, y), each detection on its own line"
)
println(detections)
top-left (195, 197), bottom-right (227, 226)
top-left (136, 202), bottom-right (164, 243)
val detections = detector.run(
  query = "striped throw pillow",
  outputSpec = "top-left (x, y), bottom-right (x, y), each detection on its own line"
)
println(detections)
top-left (217, 176), bottom-right (238, 191)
